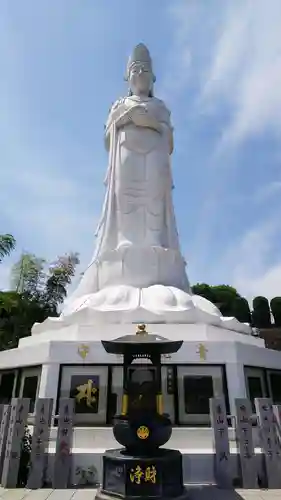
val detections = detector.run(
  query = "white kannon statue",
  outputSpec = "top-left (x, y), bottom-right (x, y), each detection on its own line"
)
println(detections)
top-left (33, 44), bottom-right (251, 333)
top-left (64, 42), bottom-right (190, 311)
top-left (99, 43), bottom-right (178, 254)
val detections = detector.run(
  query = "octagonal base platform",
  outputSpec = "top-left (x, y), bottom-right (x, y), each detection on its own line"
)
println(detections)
top-left (97, 448), bottom-right (185, 500)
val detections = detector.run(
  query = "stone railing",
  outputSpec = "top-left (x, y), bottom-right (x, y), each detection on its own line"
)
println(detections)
top-left (0, 396), bottom-right (281, 489)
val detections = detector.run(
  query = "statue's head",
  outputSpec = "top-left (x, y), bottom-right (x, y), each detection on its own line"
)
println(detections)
top-left (126, 43), bottom-right (156, 97)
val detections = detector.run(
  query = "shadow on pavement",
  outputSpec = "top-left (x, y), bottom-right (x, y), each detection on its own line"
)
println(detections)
top-left (186, 485), bottom-right (246, 499)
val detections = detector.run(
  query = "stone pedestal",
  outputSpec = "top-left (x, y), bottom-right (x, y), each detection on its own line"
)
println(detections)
top-left (97, 448), bottom-right (185, 500)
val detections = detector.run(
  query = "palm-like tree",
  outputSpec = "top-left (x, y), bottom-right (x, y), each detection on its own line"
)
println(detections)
top-left (0, 234), bottom-right (16, 263)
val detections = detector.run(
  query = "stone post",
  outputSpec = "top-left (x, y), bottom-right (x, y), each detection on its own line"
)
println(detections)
top-left (255, 398), bottom-right (281, 488)
top-left (235, 398), bottom-right (258, 488)
top-left (273, 404), bottom-right (281, 444)
top-left (27, 398), bottom-right (53, 489)
top-left (1, 398), bottom-right (30, 488)
top-left (0, 405), bottom-right (11, 479)
top-left (209, 397), bottom-right (232, 489)
top-left (52, 398), bottom-right (74, 489)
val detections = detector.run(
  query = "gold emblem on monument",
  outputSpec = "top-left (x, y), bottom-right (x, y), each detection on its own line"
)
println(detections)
top-left (75, 379), bottom-right (97, 408)
top-left (77, 344), bottom-right (90, 360)
top-left (136, 425), bottom-right (150, 440)
top-left (197, 343), bottom-right (208, 361)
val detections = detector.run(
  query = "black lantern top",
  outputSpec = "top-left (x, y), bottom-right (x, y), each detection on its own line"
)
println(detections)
top-left (101, 324), bottom-right (183, 455)
top-left (102, 324), bottom-right (183, 357)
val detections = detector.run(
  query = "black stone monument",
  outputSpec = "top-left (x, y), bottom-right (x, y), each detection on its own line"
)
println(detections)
top-left (96, 324), bottom-right (187, 500)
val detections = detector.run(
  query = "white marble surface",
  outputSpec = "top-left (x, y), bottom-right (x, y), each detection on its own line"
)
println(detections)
top-left (0, 322), bottom-right (270, 372)
top-left (44, 426), bottom-right (251, 451)
top-left (33, 286), bottom-right (252, 335)
top-left (31, 43), bottom-right (251, 334)
top-left (0, 321), bottom-right (280, 424)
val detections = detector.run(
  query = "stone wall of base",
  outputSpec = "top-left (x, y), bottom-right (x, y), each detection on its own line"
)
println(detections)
top-left (45, 448), bottom-right (264, 487)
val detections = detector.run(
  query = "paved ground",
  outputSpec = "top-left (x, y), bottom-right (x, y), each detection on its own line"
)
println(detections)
top-left (0, 487), bottom-right (281, 500)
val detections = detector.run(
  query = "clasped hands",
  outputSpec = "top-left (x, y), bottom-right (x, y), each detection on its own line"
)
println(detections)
top-left (117, 105), bottom-right (161, 132)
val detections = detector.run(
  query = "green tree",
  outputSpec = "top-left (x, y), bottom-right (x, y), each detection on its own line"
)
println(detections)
top-left (44, 252), bottom-right (80, 309)
top-left (192, 283), bottom-right (241, 317)
top-left (232, 296), bottom-right (252, 324)
top-left (270, 297), bottom-right (281, 327)
top-left (252, 296), bottom-right (271, 328)
top-left (0, 291), bottom-right (33, 349)
top-left (191, 283), bottom-right (216, 303)
top-left (11, 253), bottom-right (45, 296)
top-left (0, 250), bottom-right (80, 350)
top-left (0, 234), bottom-right (16, 262)
top-left (210, 285), bottom-right (240, 316)
top-left (0, 290), bottom-right (54, 350)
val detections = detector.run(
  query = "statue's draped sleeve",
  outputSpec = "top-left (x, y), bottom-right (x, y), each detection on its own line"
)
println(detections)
top-left (154, 99), bottom-right (174, 154)
top-left (104, 98), bottom-right (127, 155)
top-left (94, 102), bottom-right (120, 256)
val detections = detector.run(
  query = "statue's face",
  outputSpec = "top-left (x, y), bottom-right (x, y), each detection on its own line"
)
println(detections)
top-left (129, 63), bottom-right (153, 95)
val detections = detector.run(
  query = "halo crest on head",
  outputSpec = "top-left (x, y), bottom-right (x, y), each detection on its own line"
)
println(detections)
top-left (125, 43), bottom-right (156, 83)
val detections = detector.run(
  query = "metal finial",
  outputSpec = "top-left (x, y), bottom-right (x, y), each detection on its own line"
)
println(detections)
top-left (136, 323), bottom-right (147, 335)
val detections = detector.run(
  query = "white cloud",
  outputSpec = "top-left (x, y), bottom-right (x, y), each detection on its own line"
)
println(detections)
top-left (165, 0), bottom-right (281, 301)
top-left (0, 263), bottom-right (12, 291)
top-left (0, 88), bottom-right (102, 286)
top-left (164, 1), bottom-right (224, 100)
top-left (0, 127), bottom-right (102, 288)
top-left (0, 3), bottom-right (106, 290)
top-left (252, 181), bottom-right (281, 203)
top-left (237, 264), bottom-right (281, 303)
top-left (167, 0), bottom-right (281, 146)
top-left (222, 218), bottom-right (281, 301)
top-left (201, 0), bottom-right (281, 148)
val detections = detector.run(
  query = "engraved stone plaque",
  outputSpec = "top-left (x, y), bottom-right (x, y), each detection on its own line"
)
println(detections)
top-left (27, 398), bottom-right (53, 488)
top-left (209, 397), bottom-right (232, 488)
top-left (235, 398), bottom-right (258, 488)
top-left (273, 404), bottom-right (281, 445)
top-left (0, 405), bottom-right (11, 479)
top-left (52, 398), bottom-right (74, 488)
top-left (1, 398), bottom-right (30, 488)
top-left (255, 398), bottom-right (281, 488)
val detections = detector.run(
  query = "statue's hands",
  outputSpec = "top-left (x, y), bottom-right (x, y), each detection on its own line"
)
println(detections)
top-left (114, 110), bottom-right (132, 128)
top-left (111, 104), bottom-right (162, 133)
top-left (131, 106), bottom-right (162, 132)
top-left (133, 114), bottom-right (162, 132)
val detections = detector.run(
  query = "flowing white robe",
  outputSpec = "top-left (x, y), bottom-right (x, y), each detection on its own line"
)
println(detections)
top-left (94, 95), bottom-right (181, 259)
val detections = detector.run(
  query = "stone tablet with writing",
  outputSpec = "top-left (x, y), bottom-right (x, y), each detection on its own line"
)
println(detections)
top-left (209, 397), bottom-right (232, 488)
top-left (255, 398), bottom-right (281, 488)
top-left (0, 405), bottom-right (11, 479)
top-left (272, 405), bottom-right (281, 473)
top-left (27, 398), bottom-right (53, 489)
top-left (273, 405), bottom-right (281, 444)
top-left (52, 398), bottom-right (74, 488)
top-left (235, 398), bottom-right (258, 488)
top-left (1, 398), bottom-right (30, 488)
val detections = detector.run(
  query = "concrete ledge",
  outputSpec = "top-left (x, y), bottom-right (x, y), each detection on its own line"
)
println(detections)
top-left (45, 426), bottom-right (262, 450)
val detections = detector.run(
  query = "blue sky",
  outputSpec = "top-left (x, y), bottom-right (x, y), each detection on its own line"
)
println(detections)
top-left (1, 0), bottom-right (281, 302)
